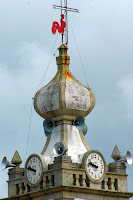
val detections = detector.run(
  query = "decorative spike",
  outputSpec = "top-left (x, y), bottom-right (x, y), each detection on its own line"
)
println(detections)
top-left (111, 145), bottom-right (122, 161)
top-left (11, 151), bottom-right (22, 166)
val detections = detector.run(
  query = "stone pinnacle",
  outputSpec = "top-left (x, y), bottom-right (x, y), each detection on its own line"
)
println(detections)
top-left (111, 145), bottom-right (122, 161)
top-left (11, 151), bottom-right (22, 166)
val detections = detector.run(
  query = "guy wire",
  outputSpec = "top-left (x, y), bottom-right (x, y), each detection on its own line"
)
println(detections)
top-left (34, 33), bottom-right (59, 94)
top-left (24, 103), bottom-right (33, 164)
top-left (69, 17), bottom-right (89, 87)
top-left (40, 38), bottom-right (62, 89)
top-left (24, 36), bottom-right (62, 163)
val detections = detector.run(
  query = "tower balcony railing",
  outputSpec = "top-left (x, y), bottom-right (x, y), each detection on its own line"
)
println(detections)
top-left (8, 166), bottom-right (127, 197)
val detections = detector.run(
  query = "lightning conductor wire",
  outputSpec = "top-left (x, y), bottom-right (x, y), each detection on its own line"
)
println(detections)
top-left (69, 17), bottom-right (89, 87)
top-left (24, 35), bottom-right (60, 164)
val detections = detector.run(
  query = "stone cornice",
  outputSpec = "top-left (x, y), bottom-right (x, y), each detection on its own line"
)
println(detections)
top-left (2, 185), bottom-right (133, 200)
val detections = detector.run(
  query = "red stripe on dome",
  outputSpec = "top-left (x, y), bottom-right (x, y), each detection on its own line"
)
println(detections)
top-left (66, 71), bottom-right (71, 80)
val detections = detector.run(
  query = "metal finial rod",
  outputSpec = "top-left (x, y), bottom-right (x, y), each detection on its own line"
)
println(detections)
top-left (53, 5), bottom-right (78, 12)
top-left (65, 0), bottom-right (68, 45)
top-left (61, 0), bottom-right (63, 44)
top-left (52, 1), bottom-right (79, 46)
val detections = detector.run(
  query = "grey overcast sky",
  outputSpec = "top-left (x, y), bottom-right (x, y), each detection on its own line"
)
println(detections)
top-left (0, 0), bottom-right (133, 198)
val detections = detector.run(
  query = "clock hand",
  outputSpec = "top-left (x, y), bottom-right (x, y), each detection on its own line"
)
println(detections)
top-left (88, 162), bottom-right (98, 169)
top-left (93, 164), bottom-right (98, 168)
top-left (27, 166), bottom-right (36, 172)
top-left (88, 161), bottom-right (93, 166)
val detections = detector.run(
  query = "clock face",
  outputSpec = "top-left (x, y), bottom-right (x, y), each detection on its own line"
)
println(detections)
top-left (25, 154), bottom-right (43, 186)
top-left (83, 150), bottom-right (106, 183)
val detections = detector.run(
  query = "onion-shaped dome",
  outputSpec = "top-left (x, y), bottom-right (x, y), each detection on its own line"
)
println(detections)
top-left (34, 44), bottom-right (95, 119)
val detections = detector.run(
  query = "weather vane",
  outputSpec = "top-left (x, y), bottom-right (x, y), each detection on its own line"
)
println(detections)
top-left (52, 0), bottom-right (79, 46)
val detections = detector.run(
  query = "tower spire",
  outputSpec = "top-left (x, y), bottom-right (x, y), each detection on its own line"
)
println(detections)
top-left (52, 0), bottom-right (79, 46)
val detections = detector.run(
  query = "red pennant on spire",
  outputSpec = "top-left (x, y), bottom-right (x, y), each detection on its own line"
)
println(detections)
top-left (52, 14), bottom-right (66, 34)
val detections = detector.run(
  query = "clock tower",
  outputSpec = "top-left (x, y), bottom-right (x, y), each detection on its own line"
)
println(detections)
top-left (1, 1), bottom-right (133, 200)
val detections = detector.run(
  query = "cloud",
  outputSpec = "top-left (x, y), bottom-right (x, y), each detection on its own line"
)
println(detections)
top-left (117, 74), bottom-right (133, 120)
top-left (0, 41), bottom-right (57, 198)
top-left (0, 41), bottom-right (53, 121)
top-left (1, 0), bottom-right (133, 198)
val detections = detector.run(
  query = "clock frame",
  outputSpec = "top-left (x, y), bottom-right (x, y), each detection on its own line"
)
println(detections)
top-left (25, 154), bottom-right (46, 186)
top-left (82, 150), bottom-right (106, 183)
